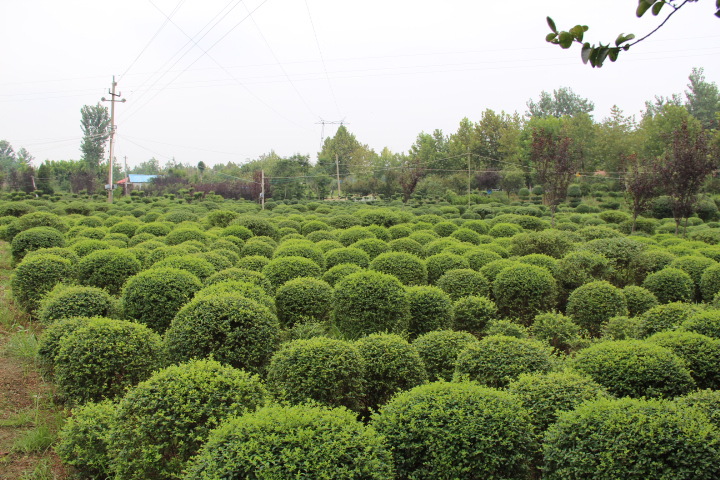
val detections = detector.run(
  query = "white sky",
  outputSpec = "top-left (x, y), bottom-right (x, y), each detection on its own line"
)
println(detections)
top-left (1, 0), bottom-right (719, 169)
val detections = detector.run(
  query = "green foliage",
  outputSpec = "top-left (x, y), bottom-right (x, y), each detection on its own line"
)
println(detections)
top-left (463, 248), bottom-right (502, 270)
top-left (510, 229), bottom-right (574, 258)
top-left (571, 340), bottom-right (696, 398)
top-left (234, 254), bottom-right (270, 272)
top-left (220, 224), bottom-right (253, 241)
top-left (683, 309), bottom-right (720, 339)
top-left (454, 335), bottom-right (555, 388)
top-left (406, 285), bottom-right (453, 338)
top-left (435, 268), bottom-right (490, 301)
top-left (602, 315), bottom-right (643, 340)
top-left (37, 284), bottom-right (117, 325)
top-left (5, 211), bottom-right (67, 241)
top-left (154, 254), bottom-right (217, 281)
top-left (529, 312), bottom-right (582, 353)
top-left (324, 246), bottom-right (370, 268)
top-left (371, 381), bottom-right (534, 480)
top-left (165, 294), bottom-right (280, 374)
top-left (12, 253), bottom-right (74, 313)
top-left (493, 264), bottom-right (558, 323)
top-left (262, 256), bottom-right (322, 290)
top-left (356, 333), bottom-right (427, 411)
top-left (230, 215), bottom-right (277, 238)
top-left (273, 240), bottom-right (325, 268)
top-left (452, 295), bottom-right (497, 334)
top-left (10, 226), bottom-right (65, 264)
top-left (484, 319), bottom-right (530, 338)
top-left (425, 253), bottom-right (469, 284)
top-left (37, 316), bottom-right (90, 375)
top-left (54, 318), bottom-right (163, 403)
top-left (351, 237), bottom-right (390, 259)
top-left (669, 255), bottom-right (718, 300)
top-left (566, 281), bottom-right (628, 336)
top-left (109, 359), bottom-right (268, 480)
top-left (639, 301), bottom-right (698, 337)
top-left (332, 271), bottom-right (410, 339)
top-left (676, 389), bottom-right (720, 429)
top-left (195, 280), bottom-right (275, 312)
top-left (488, 222), bottom-right (523, 238)
top-left (275, 277), bottom-right (333, 327)
top-left (701, 263), bottom-right (720, 302)
top-left (543, 397), bottom-right (720, 480)
top-left (628, 247), bottom-right (676, 284)
top-left (76, 248), bottom-right (142, 295)
top-left (185, 404), bottom-right (394, 480)
top-left (387, 237), bottom-right (425, 257)
top-left (643, 267), bottom-right (694, 304)
top-left (647, 330), bottom-right (720, 390)
top-left (369, 251), bottom-right (427, 285)
top-left (412, 330), bottom-right (478, 381)
top-left (266, 337), bottom-right (366, 410)
top-left (623, 285), bottom-right (659, 316)
top-left (339, 226), bottom-right (377, 246)
top-left (321, 263), bottom-right (363, 286)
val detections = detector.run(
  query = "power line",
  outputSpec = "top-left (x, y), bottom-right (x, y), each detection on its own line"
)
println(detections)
top-left (304, 0), bottom-right (341, 116)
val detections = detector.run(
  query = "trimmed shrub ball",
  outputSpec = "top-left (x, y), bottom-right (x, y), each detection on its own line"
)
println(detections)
top-left (54, 318), bottom-right (163, 403)
top-left (369, 251), bottom-right (427, 286)
top-left (387, 237), bottom-right (424, 257)
top-left (76, 248), bottom-right (142, 295)
top-left (204, 267), bottom-right (272, 292)
top-left (454, 335), bottom-right (555, 388)
top-left (165, 295), bottom-right (280, 374)
top-left (108, 359), bottom-right (268, 480)
top-left (273, 240), bottom-right (325, 268)
top-left (121, 267), bottom-right (203, 333)
top-left (639, 301), bottom-right (699, 337)
top-left (230, 215), bottom-right (277, 239)
top-left (452, 295), bottom-right (498, 334)
top-left (321, 262), bottom-right (363, 287)
top-left (262, 255), bottom-right (322, 290)
top-left (355, 333), bottom-right (427, 411)
top-left (647, 330), bottom-right (720, 390)
top-left (350, 238), bottom-right (389, 259)
top-left (195, 281), bottom-right (275, 312)
top-left (12, 253), bottom-right (74, 313)
top-left (37, 284), bottom-right (117, 325)
top-left (405, 285), bottom-right (453, 338)
top-left (642, 267), bottom-right (694, 304)
top-left (425, 253), bottom-right (470, 284)
top-left (37, 316), bottom-right (90, 375)
top-left (566, 281), bottom-right (628, 337)
top-left (332, 271), bottom-right (410, 339)
top-left (493, 264), bottom-right (557, 324)
top-left (412, 330), bottom-right (479, 381)
top-left (571, 340), bottom-right (695, 398)
top-left (371, 381), bottom-right (535, 480)
top-left (464, 248), bottom-right (502, 271)
top-left (10, 226), bottom-right (65, 264)
top-left (700, 263), bottom-right (720, 302)
top-left (154, 255), bottom-right (217, 281)
top-left (669, 255), bottom-right (717, 300)
top-left (623, 285), bottom-right (659, 316)
top-left (529, 312), bottom-right (582, 353)
top-left (543, 397), bottom-right (720, 480)
top-left (676, 389), bottom-right (720, 429)
top-left (324, 246), bottom-right (370, 269)
top-left (436, 268), bottom-right (490, 301)
top-left (510, 229), bottom-right (574, 259)
top-left (184, 404), bottom-right (394, 480)
top-left (266, 337), bottom-right (366, 411)
top-left (683, 309), bottom-right (720, 339)
top-left (275, 277), bottom-right (333, 327)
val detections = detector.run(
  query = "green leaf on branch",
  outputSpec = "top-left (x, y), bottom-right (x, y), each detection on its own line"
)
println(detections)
top-left (652, 1), bottom-right (665, 16)
top-left (547, 16), bottom-right (558, 33)
top-left (569, 25), bottom-right (588, 42)
top-left (546, 33), bottom-right (558, 43)
top-left (581, 43), bottom-right (592, 64)
top-left (637, 0), bottom-right (653, 17)
top-left (559, 32), bottom-right (574, 49)
top-left (615, 33), bottom-right (635, 46)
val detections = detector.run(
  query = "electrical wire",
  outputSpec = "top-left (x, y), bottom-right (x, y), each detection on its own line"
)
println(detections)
top-left (303, 0), bottom-right (341, 116)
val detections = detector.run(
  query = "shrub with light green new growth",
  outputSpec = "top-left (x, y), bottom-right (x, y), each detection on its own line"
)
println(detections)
top-left (451, 295), bottom-right (497, 334)
top-left (371, 381), bottom-right (534, 480)
top-left (436, 268), bottom-right (490, 301)
top-left (262, 255), bottom-right (322, 290)
top-left (195, 280), bottom-right (275, 312)
top-left (165, 294), bottom-right (280, 375)
top-left (647, 330), bottom-right (720, 390)
top-left (493, 264), bottom-right (557, 323)
top-left (121, 267), bottom-right (203, 333)
top-left (369, 251), bottom-right (427, 285)
top-left (571, 340), bottom-right (695, 398)
top-left (701, 264), bottom-right (720, 302)
top-left (683, 309), bottom-right (720, 339)
top-left (643, 267), bottom-right (694, 304)
top-left (184, 404), bottom-right (394, 480)
top-left (332, 271), bottom-right (410, 339)
top-left (275, 277), bottom-right (333, 327)
top-left (464, 248), bottom-right (502, 270)
top-left (108, 359), bottom-right (268, 480)
top-left (406, 285), bottom-right (453, 337)
top-left (266, 337), bottom-right (366, 411)
top-left (37, 317), bottom-right (91, 375)
top-left (323, 246), bottom-right (371, 269)
top-left (412, 330), bottom-right (479, 381)
top-left (75, 248), bottom-right (142, 295)
top-left (675, 389), bottom-right (720, 429)
top-left (54, 318), bottom-right (163, 403)
top-left (529, 312), bottom-right (582, 353)
top-left (12, 253), bottom-right (74, 313)
top-left (623, 285), bottom-right (659, 316)
top-left (454, 335), bottom-right (555, 388)
top-left (37, 284), bottom-right (117, 325)
top-left (639, 302), bottom-right (699, 337)
top-left (10, 226), bottom-right (65, 264)
top-left (669, 255), bottom-right (717, 300)
top-left (566, 281), bottom-right (628, 336)
top-left (543, 397), bottom-right (720, 480)
top-left (154, 255), bottom-right (217, 281)
top-left (321, 263), bottom-right (363, 287)
top-left (273, 240), bottom-right (326, 268)
top-left (425, 253), bottom-right (470, 284)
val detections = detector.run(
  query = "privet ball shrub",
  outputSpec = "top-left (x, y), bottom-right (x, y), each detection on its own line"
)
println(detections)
top-left (452, 295), bottom-right (498, 334)
top-left (510, 229), bottom-right (574, 258)
top-left (121, 267), bottom-right (203, 333)
top-left (639, 301), bottom-right (698, 337)
top-left (543, 397), bottom-right (720, 480)
top-left (623, 285), bottom-right (659, 316)
top-left (412, 330), bottom-right (479, 381)
top-left (571, 340), bottom-right (695, 398)
top-left (484, 319), bottom-right (530, 338)
top-left (273, 240), bottom-right (325, 268)
top-left (56, 400), bottom-right (117, 480)
top-left (643, 267), bottom-right (694, 304)
top-left (647, 330), bottom-right (720, 390)
top-left (54, 318), bottom-right (163, 403)
top-left (425, 253), bottom-right (470, 284)
top-left (371, 381), bottom-right (534, 480)
top-left (454, 335), bottom-right (555, 388)
top-left (351, 238), bottom-right (389, 259)
top-left (675, 389), bottom-right (720, 428)
top-left (629, 247), bottom-right (676, 283)
top-left (601, 315), bottom-right (643, 340)
top-left (321, 262), bottom-right (363, 286)
top-left (683, 309), bottom-right (720, 339)
top-left (76, 248), bottom-right (142, 295)
top-left (435, 268), bottom-right (490, 301)
top-left (405, 286), bottom-right (453, 338)
top-left (37, 284), bottom-right (117, 325)
top-left (266, 337), bottom-right (366, 410)
top-left (195, 281), bottom-right (275, 312)
top-left (37, 316), bottom-right (90, 374)
top-left (185, 404), bottom-right (394, 480)
top-left (204, 267), bottom-right (272, 292)
top-left (108, 359), bottom-right (269, 480)
top-left (324, 246), bottom-right (370, 269)
top-left (566, 281), bottom-right (628, 336)
top-left (275, 277), bottom-right (333, 327)
top-left (529, 312), bottom-right (582, 353)
top-left (700, 264), bottom-right (720, 302)
top-left (369, 251), bottom-right (428, 285)
top-left (493, 264), bottom-right (557, 323)
top-left (165, 295), bottom-right (280, 375)
top-left (464, 248), bottom-right (502, 270)
top-left (387, 237), bottom-right (424, 257)
top-left (240, 240), bottom-right (274, 258)
top-left (356, 333), bottom-right (427, 411)
top-left (332, 271), bottom-right (410, 339)
top-left (154, 255), bottom-right (217, 281)
top-left (262, 255), bottom-right (322, 290)
top-left (12, 253), bottom-right (74, 313)
top-left (669, 255), bottom-right (717, 300)
top-left (10, 226), bottom-right (65, 264)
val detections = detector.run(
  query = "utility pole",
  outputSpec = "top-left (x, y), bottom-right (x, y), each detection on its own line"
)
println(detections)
top-left (467, 148), bottom-right (472, 205)
top-left (101, 76), bottom-right (126, 203)
top-left (335, 153), bottom-right (342, 198)
top-left (261, 169), bottom-right (265, 210)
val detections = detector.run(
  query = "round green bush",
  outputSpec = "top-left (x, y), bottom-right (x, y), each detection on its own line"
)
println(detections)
top-left (435, 268), bottom-right (490, 301)
top-left (136, 222), bottom-right (172, 237)
top-left (195, 281), bottom-right (275, 312)
top-left (164, 227), bottom-right (207, 246)
top-left (543, 397), bottom-right (720, 480)
top-left (452, 295), bottom-right (498, 334)
top-left (184, 404), bottom-right (394, 480)
top-left (529, 312), bottom-right (582, 353)
top-left (273, 240), bottom-right (325, 268)
top-left (489, 222), bottom-right (523, 238)
top-left (37, 316), bottom-right (90, 374)
top-left (601, 315), bottom-right (643, 340)
top-left (108, 359), bottom-right (268, 480)
top-left (5, 211), bottom-right (67, 241)
top-left (412, 330), bottom-right (479, 381)
top-left (371, 381), bottom-right (534, 480)
top-left (639, 302), bottom-right (698, 337)
top-left (369, 251), bottom-right (427, 285)
top-left (338, 226), bottom-right (377, 246)
top-left (510, 229), bottom-right (574, 258)
top-left (12, 253), bottom-right (74, 313)
top-left (275, 277), bottom-right (333, 327)
top-left (108, 221), bottom-right (139, 238)
top-left (623, 285), bottom-right (659, 316)
top-left (388, 224), bottom-right (412, 239)
top-left (324, 246), bottom-right (370, 268)
top-left (165, 294), bottom-right (280, 375)
top-left (315, 238), bottom-right (343, 252)
top-left (629, 248), bottom-right (677, 283)
top-left (122, 267), bottom-right (203, 333)
top-left (321, 263), bottom-right (363, 286)
top-left (464, 248), bottom-right (502, 270)
top-left (478, 258), bottom-right (519, 284)
top-left (405, 285), bottom-right (453, 338)
top-left (643, 267), bottom-right (694, 304)
top-left (700, 264), bottom-right (720, 302)
top-left (154, 255), bottom-right (217, 281)
top-left (454, 335), bottom-right (555, 388)
top-left (23, 246), bottom-right (79, 266)
top-left (54, 318), bottom-right (163, 403)
top-left (262, 256), bottom-right (322, 290)
top-left (682, 309), bottom-right (720, 338)
top-left (571, 340), bottom-right (696, 398)
top-left (332, 271), bottom-right (410, 339)
top-left (266, 337), bottom-right (365, 410)
top-left (484, 319), bottom-right (530, 338)
top-left (356, 333), bottom-right (427, 411)
top-left (669, 255), bottom-right (717, 300)
top-left (493, 264), bottom-right (557, 323)
top-left (10, 226), bottom-right (65, 264)
top-left (300, 219), bottom-right (331, 235)
top-left (387, 237), bottom-right (424, 257)
top-left (230, 216), bottom-right (277, 238)
top-left (566, 281), bottom-right (628, 336)
top-left (234, 254), bottom-right (270, 272)
top-left (75, 248), bottom-right (142, 295)
top-left (68, 238), bottom-right (113, 258)
top-left (675, 389), bottom-right (720, 429)
top-left (432, 221), bottom-right (458, 237)
top-left (193, 251), bottom-right (233, 271)
top-left (37, 284), bottom-right (117, 325)
top-left (351, 237), bottom-right (389, 259)
top-left (425, 253), bottom-right (470, 284)
top-left (647, 330), bottom-right (720, 390)
top-left (56, 400), bottom-right (116, 480)
top-left (239, 240), bottom-right (274, 259)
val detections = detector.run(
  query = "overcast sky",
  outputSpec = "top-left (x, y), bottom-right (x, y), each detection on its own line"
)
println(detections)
top-left (1, 0), bottom-right (719, 169)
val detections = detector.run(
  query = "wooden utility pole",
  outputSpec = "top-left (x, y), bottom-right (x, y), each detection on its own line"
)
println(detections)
top-left (261, 169), bottom-right (265, 210)
top-left (101, 76), bottom-right (126, 203)
top-left (335, 153), bottom-right (342, 198)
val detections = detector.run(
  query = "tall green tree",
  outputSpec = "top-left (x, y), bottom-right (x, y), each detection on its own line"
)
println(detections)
top-left (526, 87), bottom-right (595, 118)
top-left (593, 106), bottom-right (640, 174)
top-left (685, 67), bottom-right (720, 130)
top-left (317, 125), bottom-right (374, 178)
top-left (80, 103), bottom-right (111, 173)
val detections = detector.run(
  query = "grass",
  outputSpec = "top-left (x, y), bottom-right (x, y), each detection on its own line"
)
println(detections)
top-left (3, 328), bottom-right (39, 360)
top-left (20, 459), bottom-right (58, 480)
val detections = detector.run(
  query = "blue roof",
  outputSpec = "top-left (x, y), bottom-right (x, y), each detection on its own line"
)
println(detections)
top-left (127, 174), bottom-right (159, 183)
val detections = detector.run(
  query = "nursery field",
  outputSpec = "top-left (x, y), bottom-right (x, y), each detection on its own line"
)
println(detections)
top-left (3, 191), bottom-right (720, 479)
